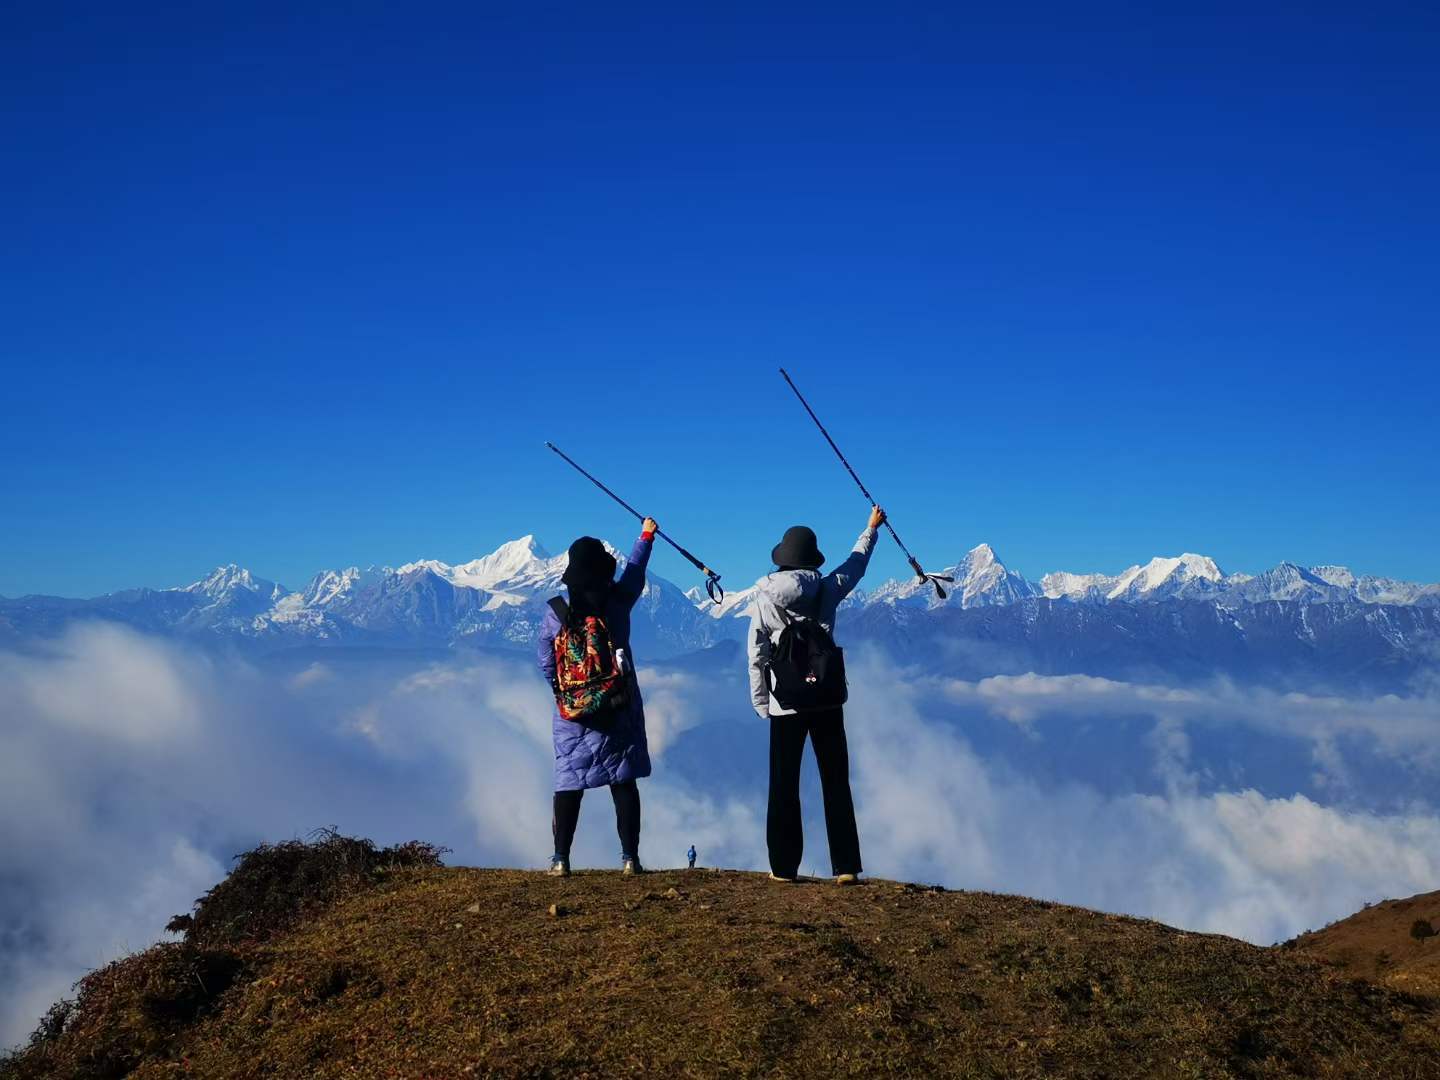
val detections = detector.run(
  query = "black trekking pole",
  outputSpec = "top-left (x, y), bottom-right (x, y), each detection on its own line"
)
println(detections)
top-left (543, 442), bottom-right (725, 604)
top-left (777, 368), bottom-right (953, 600)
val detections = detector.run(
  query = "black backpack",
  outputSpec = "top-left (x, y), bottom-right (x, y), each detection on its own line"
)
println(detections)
top-left (766, 608), bottom-right (848, 711)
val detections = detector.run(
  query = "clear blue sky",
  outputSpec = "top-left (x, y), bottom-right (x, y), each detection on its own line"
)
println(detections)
top-left (3, 4), bottom-right (1438, 598)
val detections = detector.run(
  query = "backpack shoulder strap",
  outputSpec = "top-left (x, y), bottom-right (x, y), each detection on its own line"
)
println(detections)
top-left (547, 596), bottom-right (571, 624)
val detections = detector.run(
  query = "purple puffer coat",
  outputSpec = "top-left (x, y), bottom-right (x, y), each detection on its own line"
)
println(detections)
top-left (537, 534), bottom-right (653, 791)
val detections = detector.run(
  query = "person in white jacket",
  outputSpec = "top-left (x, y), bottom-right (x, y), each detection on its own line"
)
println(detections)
top-left (748, 505), bottom-right (885, 885)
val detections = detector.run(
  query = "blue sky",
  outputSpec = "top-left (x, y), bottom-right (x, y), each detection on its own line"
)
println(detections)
top-left (3, 4), bottom-right (1437, 597)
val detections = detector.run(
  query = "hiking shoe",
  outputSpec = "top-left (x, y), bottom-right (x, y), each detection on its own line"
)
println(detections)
top-left (548, 858), bottom-right (570, 877)
top-left (622, 858), bottom-right (644, 876)
top-left (835, 873), bottom-right (859, 886)
top-left (768, 872), bottom-right (797, 883)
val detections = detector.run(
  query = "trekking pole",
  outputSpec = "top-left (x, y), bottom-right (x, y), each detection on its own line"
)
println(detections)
top-left (777, 368), bottom-right (953, 600)
top-left (543, 442), bottom-right (725, 604)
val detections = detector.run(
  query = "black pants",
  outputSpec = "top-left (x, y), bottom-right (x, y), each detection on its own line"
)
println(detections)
top-left (552, 780), bottom-right (640, 861)
top-left (767, 708), bottom-right (862, 878)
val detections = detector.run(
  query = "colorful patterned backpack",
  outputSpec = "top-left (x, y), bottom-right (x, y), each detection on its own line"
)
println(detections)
top-left (547, 596), bottom-right (629, 726)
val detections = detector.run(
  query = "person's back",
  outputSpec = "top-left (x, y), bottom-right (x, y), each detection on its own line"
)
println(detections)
top-left (748, 506), bottom-right (885, 886)
top-left (748, 514), bottom-right (880, 719)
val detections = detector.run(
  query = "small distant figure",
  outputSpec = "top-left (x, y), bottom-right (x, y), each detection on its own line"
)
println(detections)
top-left (687, 844), bottom-right (697, 870)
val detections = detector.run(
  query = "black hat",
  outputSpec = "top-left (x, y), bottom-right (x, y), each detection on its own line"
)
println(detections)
top-left (562, 536), bottom-right (617, 587)
top-left (770, 525), bottom-right (824, 570)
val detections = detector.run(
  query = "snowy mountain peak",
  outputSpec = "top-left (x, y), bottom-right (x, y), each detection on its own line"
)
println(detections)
top-left (501, 534), bottom-right (552, 561)
top-left (180, 564), bottom-right (286, 602)
top-left (427, 536), bottom-right (558, 593)
top-left (864, 541), bottom-right (1034, 609)
top-left (386, 536), bottom-right (633, 606)
top-left (953, 543), bottom-right (1035, 607)
top-left (302, 566), bottom-right (377, 607)
top-left (184, 564), bottom-right (249, 592)
top-left (1106, 553), bottom-right (1223, 600)
top-left (396, 559), bottom-right (450, 578)
top-left (1176, 553), bottom-right (1223, 579)
top-left (1146, 553), bottom-right (1223, 584)
top-left (1310, 565), bottom-right (1357, 589)
top-left (1040, 570), bottom-right (1115, 601)
top-left (967, 544), bottom-right (1002, 570)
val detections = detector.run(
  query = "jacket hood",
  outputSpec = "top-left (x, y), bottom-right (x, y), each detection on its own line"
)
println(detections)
top-left (756, 569), bottom-right (822, 613)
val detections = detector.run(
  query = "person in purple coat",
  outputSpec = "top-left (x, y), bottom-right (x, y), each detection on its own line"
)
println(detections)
top-left (537, 518), bottom-right (657, 877)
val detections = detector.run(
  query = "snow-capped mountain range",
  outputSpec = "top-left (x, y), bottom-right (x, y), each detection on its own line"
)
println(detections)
top-left (3, 539), bottom-right (1437, 692)
top-left (182, 535), bottom-right (725, 656)
top-left (689, 544), bottom-right (1439, 619)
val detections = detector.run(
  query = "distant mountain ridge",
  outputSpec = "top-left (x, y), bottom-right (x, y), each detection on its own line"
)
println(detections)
top-left (699, 544), bottom-right (1439, 619)
top-left (3, 539), bottom-right (1437, 692)
top-left (141, 535), bottom-right (726, 656)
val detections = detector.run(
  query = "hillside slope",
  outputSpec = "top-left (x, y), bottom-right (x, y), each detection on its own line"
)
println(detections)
top-left (8, 867), bottom-right (1440, 1079)
top-left (1291, 889), bottom-right (1440, 999)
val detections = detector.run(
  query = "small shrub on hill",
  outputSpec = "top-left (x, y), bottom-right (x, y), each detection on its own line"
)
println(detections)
top-left (180, 827), bottom-right (447, 948)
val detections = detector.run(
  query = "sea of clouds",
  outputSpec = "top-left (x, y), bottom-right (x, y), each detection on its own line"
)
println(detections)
top-left (2, 622), bottom-right (1439, 1046)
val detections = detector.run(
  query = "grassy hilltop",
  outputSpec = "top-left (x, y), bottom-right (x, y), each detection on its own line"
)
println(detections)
top-left (1288, 889), bottom-right (1440, 1001)
top-left (5, 834), bottom-right (1438, 1079)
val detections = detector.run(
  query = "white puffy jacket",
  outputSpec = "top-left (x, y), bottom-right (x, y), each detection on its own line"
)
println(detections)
top-left (747, 527), bottom-right (877, 717)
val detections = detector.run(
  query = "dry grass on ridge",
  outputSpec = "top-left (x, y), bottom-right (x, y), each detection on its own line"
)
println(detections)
top-left (7, 857), bottom-right (1440, 1079)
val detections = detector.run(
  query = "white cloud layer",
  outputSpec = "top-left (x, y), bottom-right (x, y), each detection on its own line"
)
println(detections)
top-left (1, 625), bottom-right (1438, 1046)
top-left (843, 653), bottom-right (1440, 944)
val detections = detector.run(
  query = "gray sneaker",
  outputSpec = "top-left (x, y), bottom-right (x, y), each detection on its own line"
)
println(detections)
top-left (548, 857), bottom-right (570, 877)
top-left (621, 858), bottom-right (643, 876)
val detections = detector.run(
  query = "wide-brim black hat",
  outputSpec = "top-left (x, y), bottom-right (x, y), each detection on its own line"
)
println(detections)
top-left (771, 525), bottom-right (824, 570)
top-left (562, 536), bottom-right (617, 586)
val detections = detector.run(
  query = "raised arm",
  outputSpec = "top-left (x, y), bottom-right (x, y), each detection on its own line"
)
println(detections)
top-left (613, 518), bottom-right (657, 608)
top-left (824, 506), bottom-right (885, 601)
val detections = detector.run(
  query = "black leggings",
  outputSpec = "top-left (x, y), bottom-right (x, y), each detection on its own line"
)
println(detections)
top-left (552, 780), bottom-right (640, 862)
